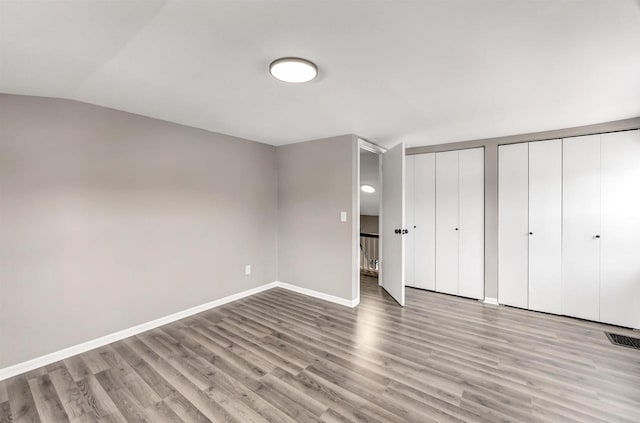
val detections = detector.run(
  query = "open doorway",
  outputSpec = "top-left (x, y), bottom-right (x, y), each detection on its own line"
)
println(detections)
top-left (355, 139), bottom-right (405, 306)
top-left (355, 139), bottom-right (406, 306)
top-left (359, 147), bottom-right (381, 294)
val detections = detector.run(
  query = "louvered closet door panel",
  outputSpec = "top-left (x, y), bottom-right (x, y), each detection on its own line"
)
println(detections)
top-left (405, 155), bottom-right (415, 286)
top-left (413, 153), bottom-right (436, 290)
top-left (498, 143), bottom-right (529, 308)
top-left (528, 139), bottom-right (562, 314)
top-left (562, 135), bottom-right (601, 321)
top-left (435, 151), bottom-right (459, 295)
top-left (600, 130), bottom-right (640, 329)
top-left (458, 148), bottom-right (485, 299)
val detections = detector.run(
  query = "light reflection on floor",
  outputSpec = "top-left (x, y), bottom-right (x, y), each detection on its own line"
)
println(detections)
top-left (355, 275), bottom-right (382, 351)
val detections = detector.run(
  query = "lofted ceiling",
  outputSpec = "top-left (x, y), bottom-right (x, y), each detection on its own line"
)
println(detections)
top-left (1, 0), bottom-right (639, 147)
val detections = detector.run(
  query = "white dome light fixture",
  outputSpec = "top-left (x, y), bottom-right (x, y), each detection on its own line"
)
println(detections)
top-left (269, 57), bottom-right (318, 83)
top-left (361, 184), bottom-right (376, 193)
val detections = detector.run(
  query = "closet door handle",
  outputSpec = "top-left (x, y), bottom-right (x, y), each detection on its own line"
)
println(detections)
top-left (529, 232), bottom-right (533, 235)
top-left (595, 234), bottom-right (601, 239)
top-left (454, 228), bottom-right (459, 231)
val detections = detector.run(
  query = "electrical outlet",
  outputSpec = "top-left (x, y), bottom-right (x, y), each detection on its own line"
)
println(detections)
top-left (245, 265), bottom-right (251, 275)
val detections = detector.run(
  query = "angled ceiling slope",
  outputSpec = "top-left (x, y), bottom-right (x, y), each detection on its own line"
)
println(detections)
top-left (1, 0), bottom-right (639, 147)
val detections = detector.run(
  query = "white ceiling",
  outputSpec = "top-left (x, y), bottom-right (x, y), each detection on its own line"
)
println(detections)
top-left (1, 1), bottom-right (639, 148)
top-left (360, 149), bottom-right (379, 216)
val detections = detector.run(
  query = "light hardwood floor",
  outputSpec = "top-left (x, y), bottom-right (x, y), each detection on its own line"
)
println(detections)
top-left (1, 275), bottom-right (639, 422)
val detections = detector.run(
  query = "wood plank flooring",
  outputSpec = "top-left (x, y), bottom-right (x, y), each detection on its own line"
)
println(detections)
top-left (2, 275), bottom-right (640, 422)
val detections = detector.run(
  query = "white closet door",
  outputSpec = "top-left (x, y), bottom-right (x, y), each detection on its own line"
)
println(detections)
top-left (435, 151), bottom-right (459, 295)
top-left (404, 155), bottom-right (415, 287)
top-left (528, 139), bottom-right (562, 314)
top-left (413, 153), bottom-right (436, 290)
top-left (498, 143), bottom-right (529, 308)
top-left (562, 135), bottom-right (601, 321)
top-left (458, 148), bottom-right (484, 299)
top-left (601, 130), bottom-right (640, 329)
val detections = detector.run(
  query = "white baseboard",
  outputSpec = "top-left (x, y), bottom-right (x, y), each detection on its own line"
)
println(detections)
top-left (0, 280), bottom-right (356, 381)
top-left (483, 297), bottom-right (499, 305)
top-left (276, 281), bottom-right (360, 308)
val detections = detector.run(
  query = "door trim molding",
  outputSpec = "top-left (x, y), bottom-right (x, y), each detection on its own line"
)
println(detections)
top-left (358, 138), bottom-right (386, 154)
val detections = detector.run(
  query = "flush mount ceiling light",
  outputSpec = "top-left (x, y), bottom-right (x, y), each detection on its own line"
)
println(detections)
top-left (361, 184), bottom-right (376, 193)
top-left (269, 57), bottom-right (318, 83)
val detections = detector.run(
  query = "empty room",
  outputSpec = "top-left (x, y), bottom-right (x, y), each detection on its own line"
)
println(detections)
top-left (1, 1), bottom-right (640, 422)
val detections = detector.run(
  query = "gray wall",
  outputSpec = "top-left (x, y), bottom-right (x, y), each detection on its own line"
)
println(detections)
top-left (0, 94), bottom-right (278, 368)
top-left (408, 117), bottom-right (640, 299)
top-left (277, 135), bottom-right (358, 301)
top-left (360, 215), bottom-right (379, 234)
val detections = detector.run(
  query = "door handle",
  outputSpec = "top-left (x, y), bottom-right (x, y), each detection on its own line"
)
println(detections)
top-left (454, 228), bottom-right (459, 231)
top-left (402, 229), bottom-right (409, 234)
top-left (529, 232), bottom-right (533, 235)
top-left (394, 229), bottom-right (401, 234)
top-left (595, 234), bottom-right (601, 239)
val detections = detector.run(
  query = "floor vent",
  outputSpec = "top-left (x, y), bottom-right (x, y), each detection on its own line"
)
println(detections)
top-left (605, 332), bottom-right (640, 350)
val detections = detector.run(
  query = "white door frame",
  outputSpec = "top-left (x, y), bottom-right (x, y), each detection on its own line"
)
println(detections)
top-left (355, 138), bottom-right (386, 302)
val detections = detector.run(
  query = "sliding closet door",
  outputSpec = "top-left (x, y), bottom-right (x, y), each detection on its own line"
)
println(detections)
top-left (601, 130), bottom-right (640, 329)
top-left (405, 155), bottom-right (415, 286)
top-left (562, 135), bottom-right (601, 321)
top-left (413, 153), bottom-right (436, 290)
top-left (458, 148), bottom-right (484, 299)
top-left (435, 151), bottom-right (459, 295)
top-left (498, 143), bottom-right (529, 308)
top-left (528, 139), bottom-right (562, 314)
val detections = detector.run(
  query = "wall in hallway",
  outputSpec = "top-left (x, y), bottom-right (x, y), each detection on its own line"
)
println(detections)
top-left (360, 215), bottom-right (379, 234)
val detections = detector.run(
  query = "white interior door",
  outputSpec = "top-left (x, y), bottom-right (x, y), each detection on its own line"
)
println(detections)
top-left (601, 130), bottom-right (640, 329)
top-left (528, 139), bottom-right (562, 314)
top-left (381, 142), bottom-right (405, 306)
top-left (498, 143), bottom-right (529, 308)
top-left (435, 151), bottom-right (459, 295)
top-left (458, 148), bottom-right (485, 299)
top-left (413, 153), bottom-right (436, 290)
top-left (563, 135), bottom-right (601, 321)
top-left (404, 155), bottom-right (415, 287)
